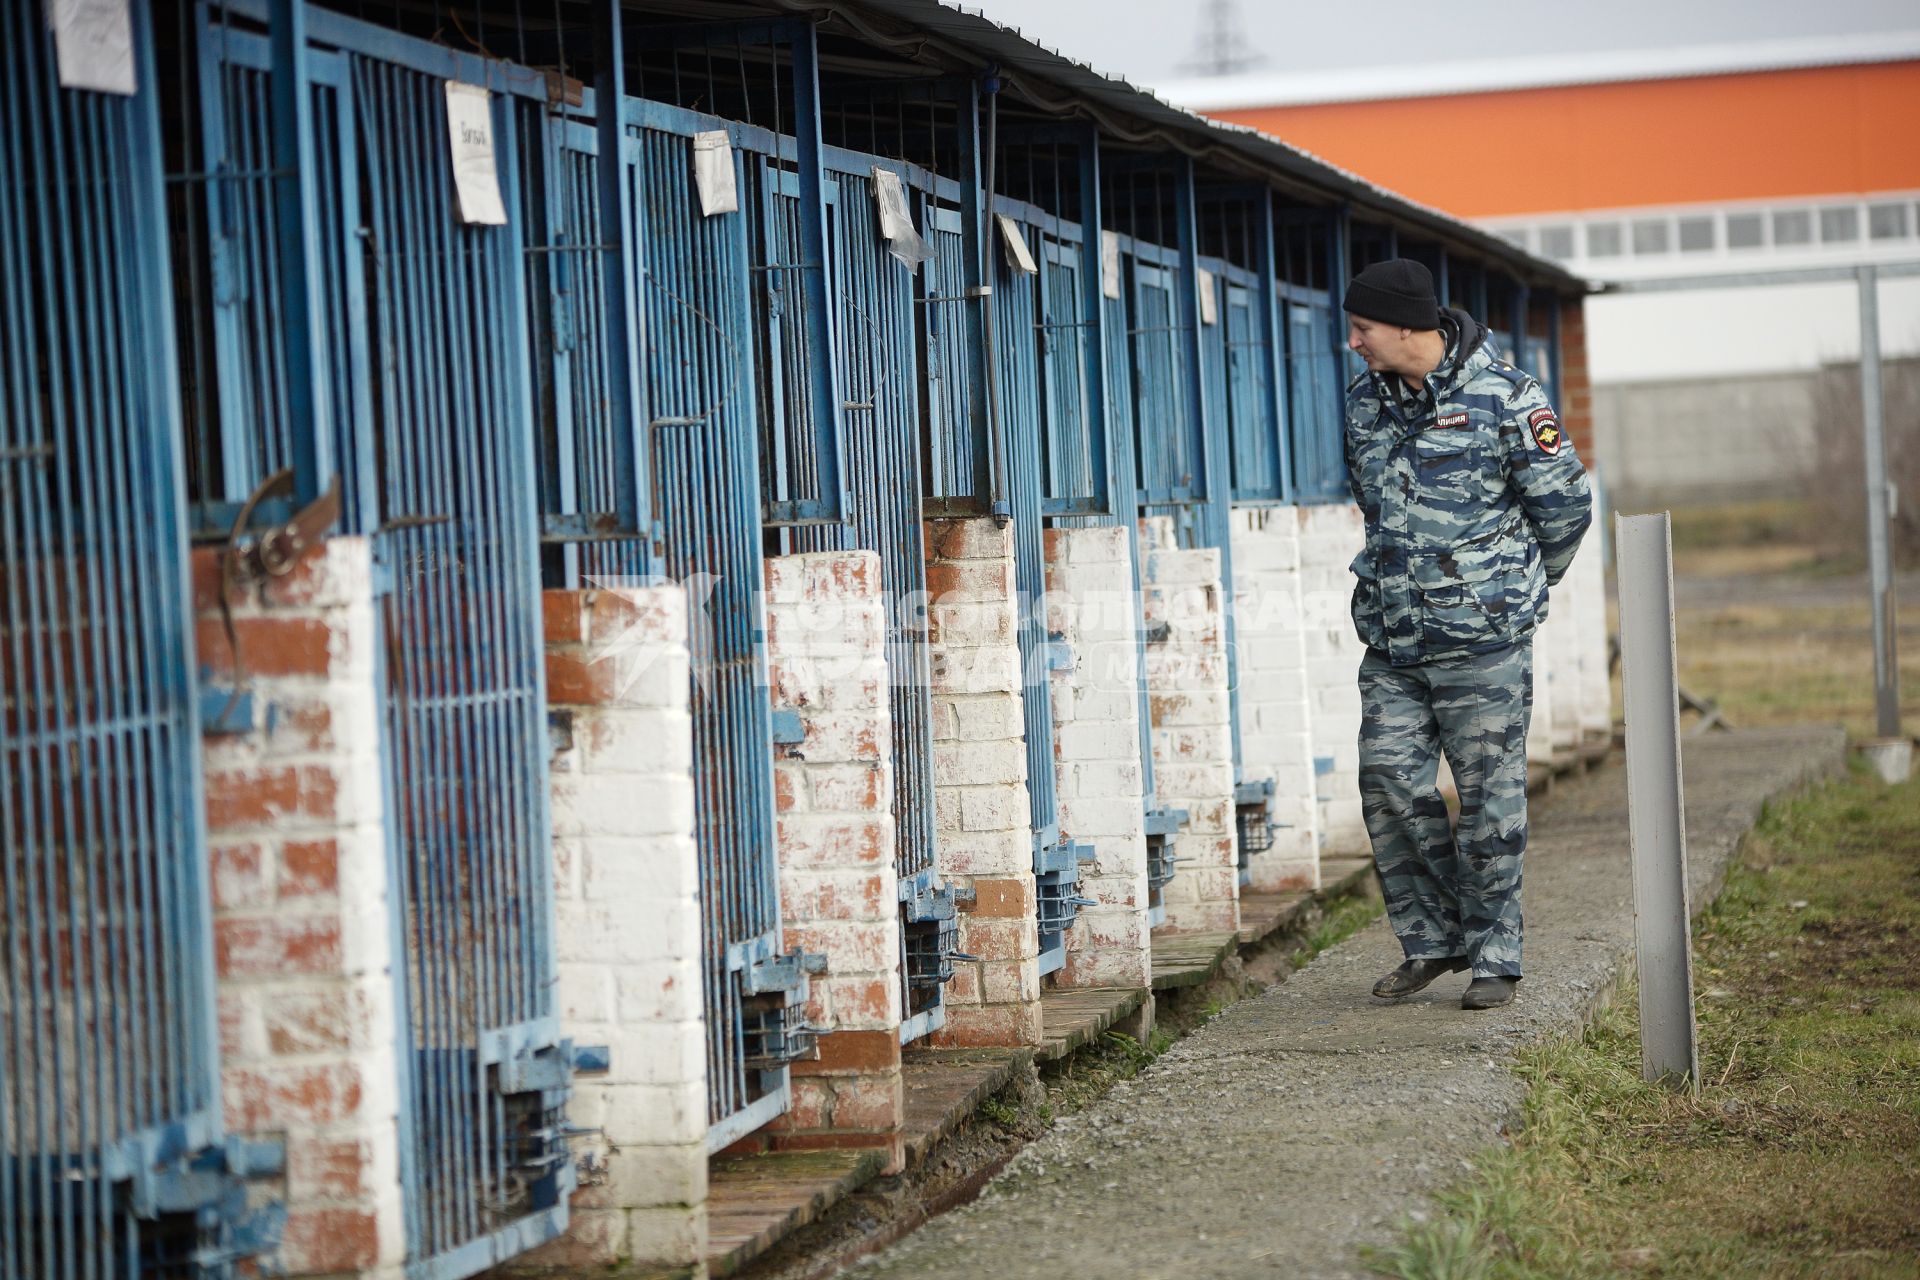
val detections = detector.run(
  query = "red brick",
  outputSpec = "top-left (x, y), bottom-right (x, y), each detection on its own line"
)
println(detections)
top-left (259, 549), bottom-right (341, 609)
top-left (287, 1137), bottom-right (372, 1200)
top-left (273, 698), bottom-right (335, 754)
top-left (264, 989), bottom-right (353, 1055)
top-left (794, 1028), bottom-right (898, 1074)
top-left (280, 1207), bottom-right (379, 1273)
top-left (968, 877), bottom-right (1031, 919)
top-left (280, 839), bottom-right (339, 900)
top-left (545, 649), bottom-right (617, 706)
top-left (218, 990), bottom-right (251, 1058)
top-left (215, 915), bottom-right (343, 978)
top-left (209, 842), bottom-right (270, 911)
top-left (224, 1062), bottom-right (366, 1132)
top-left (205, 766), bottom-right (299, 832)
top-left (543, 591), bottom-right (586, 645)
top-left (773, 766), bottom-right (802, 814)
top-left (196, 616), bottom-right (334, 680)
top-left (827, 1073), bottom-right (903, 1131)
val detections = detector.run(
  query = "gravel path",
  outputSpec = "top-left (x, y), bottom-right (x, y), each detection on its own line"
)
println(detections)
top-left (848, 727), bottom-right (1846, 1280)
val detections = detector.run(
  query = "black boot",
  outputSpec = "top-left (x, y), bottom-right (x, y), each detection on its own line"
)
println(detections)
top-left (1461, 976), bottom-right (1518, 1009)
top-left (1371, 956), bottom-right (1470, 998)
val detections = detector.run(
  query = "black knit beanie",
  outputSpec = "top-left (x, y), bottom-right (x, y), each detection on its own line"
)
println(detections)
top-left (1342, 258), bottom-right (1442, 330)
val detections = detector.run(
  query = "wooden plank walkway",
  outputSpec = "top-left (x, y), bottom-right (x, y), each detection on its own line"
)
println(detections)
top-left (1148, 931), bottom-right (1238, 991)
top-left (1037, 986), bottom-right (1147, 1061)
top-left (1235, 891), bottom-right (1312, 945)
top-left (901, 1048), bottom-right (1027, 1167)
top-left (706, 1148), bottom-right (887, 1277)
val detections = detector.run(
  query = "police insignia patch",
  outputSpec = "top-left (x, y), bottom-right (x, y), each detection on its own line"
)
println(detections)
top-left (1528, 407), bottom-right (1563, 455)
top-left (1435, 411), bottom-right (1469, 428)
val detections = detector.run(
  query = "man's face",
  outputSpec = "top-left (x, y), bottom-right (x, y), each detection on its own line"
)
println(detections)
top-left (1347, 315), bottom-right (1419, 377)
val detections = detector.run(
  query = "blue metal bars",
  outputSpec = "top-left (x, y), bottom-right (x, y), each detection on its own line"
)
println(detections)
top-left (344, 28), bottom-right (571, 1273)
top-left (190, 6), bottom-right (574, 1272)
top-left (1, 4), bottom-right (230, 1276)
top-left (619, 98), bottom-right (799, 1147)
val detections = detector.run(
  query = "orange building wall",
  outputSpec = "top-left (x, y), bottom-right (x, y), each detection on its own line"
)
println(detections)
top-left (1210, 61), bottom-right (1920, 218)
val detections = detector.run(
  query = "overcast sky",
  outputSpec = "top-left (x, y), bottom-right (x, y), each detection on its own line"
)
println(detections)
top-left (952, 0), bottom-right (1920, 90)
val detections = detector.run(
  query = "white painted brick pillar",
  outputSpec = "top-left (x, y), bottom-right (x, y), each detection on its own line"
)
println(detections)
top-left (1229, 509), bottom-right (1321, 891)
top-left (193, 539), bottom-right (405, 1279)
top-left (1295, 504), bottom-right (1370, 857)
top-left (924, 518), bottom-right (1043, 1047)
top-left (1571, 517), bottom-right (1614, 738)
top-left (764, 551), bottom-right (907, 1171)
top-left (1141, 522), bottom-right (1238, 936)
top-left (529, 585), bottom-right (705, 1272)
top-left (1044, 526), bottom-right (1151, 990)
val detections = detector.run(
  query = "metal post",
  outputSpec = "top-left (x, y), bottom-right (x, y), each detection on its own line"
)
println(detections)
top-left (1616, 512), bottom-right (1700, 1091)
top-left (267, 0), bottom-right (330, 506)
top-left (1857, 265), bottom-right (1901, 740)
top-left (594, 0), bottom-right (647, 550)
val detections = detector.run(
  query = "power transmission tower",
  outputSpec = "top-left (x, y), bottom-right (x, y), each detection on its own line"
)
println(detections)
top-left (1181, 0), bottom-right (1267, 77)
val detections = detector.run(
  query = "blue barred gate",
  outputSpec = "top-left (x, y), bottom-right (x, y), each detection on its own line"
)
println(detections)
top-left (0, 7), bottom-right (268, 1275)
top-left (189, 7), bottom-right (575, 1272)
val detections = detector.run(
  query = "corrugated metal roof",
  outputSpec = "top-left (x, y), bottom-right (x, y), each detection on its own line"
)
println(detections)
top-left (1159, 30), bottom-right (1920, 110)
top-left (811, 0), bottom-right (1590, 293)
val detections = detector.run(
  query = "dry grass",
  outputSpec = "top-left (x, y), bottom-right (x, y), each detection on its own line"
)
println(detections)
top-left (1607, 499), bottom-right (1920, 740)
top-left (1369, 767), bottom-right (1920, 1280)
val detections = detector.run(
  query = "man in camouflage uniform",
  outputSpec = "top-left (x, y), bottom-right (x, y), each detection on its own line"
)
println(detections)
top-left (1341, 259), bottom-right (1591, 1010)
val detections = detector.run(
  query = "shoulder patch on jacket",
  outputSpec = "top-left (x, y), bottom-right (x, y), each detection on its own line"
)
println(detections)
top-left (1528, 407), bottom-right (1564, 455)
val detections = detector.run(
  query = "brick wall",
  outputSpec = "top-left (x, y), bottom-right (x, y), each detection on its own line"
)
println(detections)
top-left (194, 538), bottom-right (405, 1278)
top-left (923, 518), bottom-right (1042, 1048)
top-left (1296, 504), bottom-right (1370, 856)
top-left (1044, 526), bottom-right (1151, 990)
top-left (1140, 524), bottom-right (1238, 936)
top-left (763, 551), bottom-right (907, 1171)
top-left (1229, 510), bottom-right (1321, 892)
top-left (1559, 299), bottom-right (1592, 455)
top-left (528, 585), bottom-right (705, 1271)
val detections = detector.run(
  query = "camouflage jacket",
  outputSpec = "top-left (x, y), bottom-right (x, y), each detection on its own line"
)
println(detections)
top-left (1344, 309), bottom-right (1592, 667)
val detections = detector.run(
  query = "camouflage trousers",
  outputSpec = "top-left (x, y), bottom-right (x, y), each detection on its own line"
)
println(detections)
top-left (1357, 640), bottom-right (1532, 979)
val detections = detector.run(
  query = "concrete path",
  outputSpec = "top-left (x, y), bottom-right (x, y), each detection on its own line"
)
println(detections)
top-left (849, 727), bottom-right (1846, 1280)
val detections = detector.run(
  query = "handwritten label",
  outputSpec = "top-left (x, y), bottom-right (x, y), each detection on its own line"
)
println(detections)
top-left (444, 81), bottom-right (507, 226)
top-left (49, 0), bottom-right (135, 96)
top-left (996, 214), bottom-right (1037, 276)
top-left (693, 131), bottom-right (739, 217)
top-left (872, 167), bottom-right (933, 269)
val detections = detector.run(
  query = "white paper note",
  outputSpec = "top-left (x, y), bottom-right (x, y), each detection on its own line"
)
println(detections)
top-left (693, 131), bottom-right (739, 217)
top-left (1101, 230), bottom-right (1122, 300)
top-left (1197, 266), bottom-right (1218, 325)
top-left (48, 0), bottom-right (135, 96)
top-left (871, 167), bottom-right (933, 269)
top-left (997, 214), bottom-right (1037, 276)
top-left (444, 81), bottom-right (507, 226)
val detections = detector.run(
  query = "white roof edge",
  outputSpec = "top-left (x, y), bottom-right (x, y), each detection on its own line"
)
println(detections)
top-left (1155, 30), bottom-right (1920, 110)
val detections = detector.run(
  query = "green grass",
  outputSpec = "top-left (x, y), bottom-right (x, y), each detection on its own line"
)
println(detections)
top-left (1367, 764), bottom-right (1920, 1280)
top-left (1294, 890), bottom-right (1386, 971)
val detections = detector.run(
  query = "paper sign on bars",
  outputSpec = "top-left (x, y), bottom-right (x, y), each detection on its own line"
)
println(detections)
top-left (871, 167), bottom-right (933, 268)
top-left (444, 82), bottom-right (508, 226)
top-left (997, 214), bottom-right (1037, 276)
top-left (1197, 267), bottom-right (1218, 325)
top-left (1101, 230), bottom-right (1122, 300)
top-left (49, 0), bottom-right (136, 95)
top-left (693, 131), bottom-right (739, 216)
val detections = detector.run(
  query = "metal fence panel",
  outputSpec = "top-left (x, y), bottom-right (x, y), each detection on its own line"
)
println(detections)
top-left (1, 7), bottom-right (230, 1276)
top-left (923, 206), bottom-right (985, 505)
top-left (1284, 287), bottom-right (1347, 503)
top-left (789, 164), bottom-right (952, 1038)
top-left (344, 34), bottom-right (572, 1273)
top-left (1130, 249), bottom-right (1202, 507)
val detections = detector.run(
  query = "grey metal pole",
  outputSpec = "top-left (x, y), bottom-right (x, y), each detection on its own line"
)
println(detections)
top-left (1616, 512), bottom-right (1700, 1091)
top-left (1858, 265), bottom-right (1901, 740)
